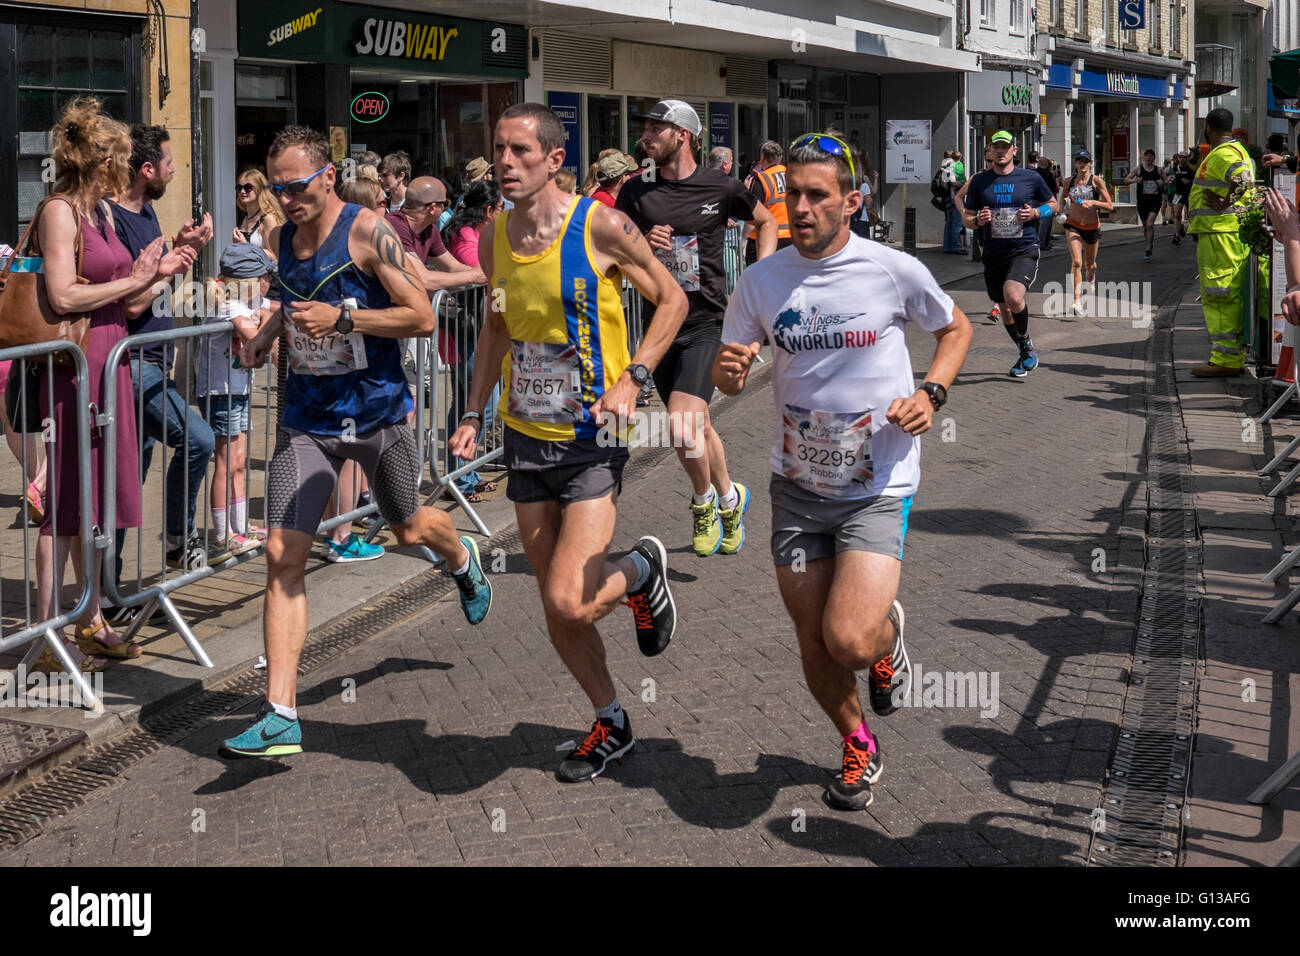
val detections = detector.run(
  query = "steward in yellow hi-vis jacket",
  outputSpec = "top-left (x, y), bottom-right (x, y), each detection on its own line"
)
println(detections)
top-left (1188, 108), bottom-right (1264, 376)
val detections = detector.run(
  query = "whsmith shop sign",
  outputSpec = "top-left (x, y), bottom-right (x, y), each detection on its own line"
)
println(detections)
top-left (967, 70), bottom-right (1039, 115)
top-left (1046, 63), bottom-right (1185, 102)
top-left (238, 0), bottom-right (528, 77)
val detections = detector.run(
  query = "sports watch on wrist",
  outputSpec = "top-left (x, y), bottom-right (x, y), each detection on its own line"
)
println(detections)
top-left (334, 297), bottom-right (356, 335)
top-left (921, 381), bottom-right (947, 410)
top-left (627, 363), bottom-right (651, 386)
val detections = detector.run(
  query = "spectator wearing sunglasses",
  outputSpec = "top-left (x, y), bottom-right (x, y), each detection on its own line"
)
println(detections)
top-left (384, 176), bottom-right (486, 292)
top-left (234, 168), bottom-right (285, 248)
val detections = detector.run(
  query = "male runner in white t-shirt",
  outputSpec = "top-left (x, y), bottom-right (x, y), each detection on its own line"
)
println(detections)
top-left (713, 134), bottom-right (972, 811)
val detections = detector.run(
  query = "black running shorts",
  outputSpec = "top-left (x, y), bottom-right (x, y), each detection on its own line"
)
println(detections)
top-left (1064, 223), bottom-right (1100, 245)
top-left (982, 248), bottom-right (1040, 303)
top-left (652, 319), bottom-right (722, 404)
top-left (503, 427), bottom-right (629, 506)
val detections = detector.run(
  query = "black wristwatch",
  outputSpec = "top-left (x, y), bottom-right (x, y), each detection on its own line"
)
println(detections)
top-left (334, 306), bottom-right (354, 335)
top-left (627, 363), bottom-right (651, 386)
top-left (921, 381), bottom-right (947, 410)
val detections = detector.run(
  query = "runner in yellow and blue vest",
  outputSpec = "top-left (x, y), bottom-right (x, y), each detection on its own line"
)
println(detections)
top-left (1188, 108), bottom-right (1261, 377)
top-left (449, 103), bottom-right (690, 784)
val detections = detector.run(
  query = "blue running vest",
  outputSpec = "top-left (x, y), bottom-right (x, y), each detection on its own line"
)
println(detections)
top-left (276, 203), bottom-right (413, 435)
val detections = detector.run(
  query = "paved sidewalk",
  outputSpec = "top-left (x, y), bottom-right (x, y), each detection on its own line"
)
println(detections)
top-left (1173, 291), bottom-right (1300, 866)
top-left (0, 229), bottom-right (1177, 865)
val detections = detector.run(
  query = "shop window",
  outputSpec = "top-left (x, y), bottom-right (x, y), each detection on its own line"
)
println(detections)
top-left (626, 95), bottom-right (660, 155)
top-left (237, 64), bottom-right (292, 102)
top-left (6, 20), bottom-right (136, 239)
top-left (736, 104), bottom-right (764, 178)
top-left (437, 81), bottom-right (517, 186)
top-left (588, 95), bottom-right (622, 167)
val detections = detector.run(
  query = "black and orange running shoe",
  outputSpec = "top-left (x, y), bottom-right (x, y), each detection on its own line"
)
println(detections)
top-left (623, 535), bottom-right (676, 656)
top-left (824, 737), bottom-right (883, 811)
top-left (557, 715), bottom-right (635, 783)
top-left (868, 600), bottom-right (911, 716)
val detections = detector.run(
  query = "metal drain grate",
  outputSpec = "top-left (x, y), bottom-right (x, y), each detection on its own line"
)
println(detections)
top-left (1090, 318), bottom-right (1201, 866)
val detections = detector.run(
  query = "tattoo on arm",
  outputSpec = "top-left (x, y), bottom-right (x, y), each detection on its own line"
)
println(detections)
top-left (369, 217), bottom-right (421, 293)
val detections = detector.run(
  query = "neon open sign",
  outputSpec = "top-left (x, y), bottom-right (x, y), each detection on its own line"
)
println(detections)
top-left (350, 91), bottom-right (390, 124)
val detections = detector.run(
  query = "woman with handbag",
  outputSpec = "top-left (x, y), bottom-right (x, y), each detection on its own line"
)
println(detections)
top-left (31, 98), bottom-right (196, 673)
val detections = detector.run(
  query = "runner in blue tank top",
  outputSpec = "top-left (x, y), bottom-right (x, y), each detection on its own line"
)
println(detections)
top-left (220, 126), bottom-right (492, 760)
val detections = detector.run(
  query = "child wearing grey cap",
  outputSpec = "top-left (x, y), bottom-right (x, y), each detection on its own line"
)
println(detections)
top-left (197, 243), bottom-right (275, 553)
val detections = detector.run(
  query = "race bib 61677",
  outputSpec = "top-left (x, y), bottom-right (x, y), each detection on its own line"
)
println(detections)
top-left (285, 318), bottom-right (368, 377)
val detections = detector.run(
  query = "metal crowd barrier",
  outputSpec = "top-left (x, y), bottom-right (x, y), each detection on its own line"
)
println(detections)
top-left (420, 286), bottom-right (505, 539)
top-left (0, 341), bottom-right (102, 709)
top-left (99, 322), bottom-right (277, 666)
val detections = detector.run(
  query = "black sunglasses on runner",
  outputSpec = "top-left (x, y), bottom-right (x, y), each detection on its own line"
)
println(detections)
top-left (789, 133), bottom-right (858, 185)
top-left (269, 164), bottom-right (333, 197)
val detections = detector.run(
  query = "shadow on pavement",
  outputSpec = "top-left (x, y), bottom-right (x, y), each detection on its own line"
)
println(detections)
top-left (762, 809), bottom-right (1086, 865)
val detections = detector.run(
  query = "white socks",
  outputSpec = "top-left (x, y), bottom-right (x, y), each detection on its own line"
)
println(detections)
top-left (717, 483), bottom-right (739, 511)
top-left (269, 700), bottom-right (298, 721)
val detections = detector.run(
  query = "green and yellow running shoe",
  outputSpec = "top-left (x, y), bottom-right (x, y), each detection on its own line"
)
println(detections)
top-left (717, 482), bottom-right (750, 554)
top-left (690, 496), bottom-right (722, 556)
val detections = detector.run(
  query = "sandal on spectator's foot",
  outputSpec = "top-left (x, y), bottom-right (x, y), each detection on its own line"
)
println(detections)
top-left (244, 524), bottom-right (268, 541)
top-left (474, 480), bottom-right (498, 494)
top-left (25, 482), bottom-right (45, 524)
top-left (463, 492), bottom-right (483, 504)
top-left (32, 646), bottom-right (108, 674)
top-left (76, 621), bottom-right (142, 659)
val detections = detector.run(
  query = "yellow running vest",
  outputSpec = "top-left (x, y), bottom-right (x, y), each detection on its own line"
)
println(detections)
top-left (492, 196), bottom-right (632, 442)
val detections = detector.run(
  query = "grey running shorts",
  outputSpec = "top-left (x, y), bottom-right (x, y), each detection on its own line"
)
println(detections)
top-left (268, 422), bottom-right (421, 535)
top-left (770, 474), bottom-right (912, 566)
top-left (503, 427), bottom-right (629, 506)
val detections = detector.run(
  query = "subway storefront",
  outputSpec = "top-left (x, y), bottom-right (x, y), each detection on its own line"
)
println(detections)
top-left (237, 0), bottom-right (526, 184)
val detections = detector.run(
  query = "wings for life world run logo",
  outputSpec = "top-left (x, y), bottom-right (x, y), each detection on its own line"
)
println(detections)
top-left (772, 304), bottom-right (874, 354)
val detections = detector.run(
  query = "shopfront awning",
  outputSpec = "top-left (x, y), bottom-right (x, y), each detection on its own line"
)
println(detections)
top-left (1270, 49), bottom-right (1300, 99)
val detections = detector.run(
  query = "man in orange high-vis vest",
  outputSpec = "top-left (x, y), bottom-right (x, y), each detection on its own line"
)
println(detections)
top-left (745, 140), bottom-right (792, 263)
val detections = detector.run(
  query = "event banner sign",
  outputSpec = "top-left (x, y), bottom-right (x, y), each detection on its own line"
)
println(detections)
top-left (885, 120), bottom-right (931, 185)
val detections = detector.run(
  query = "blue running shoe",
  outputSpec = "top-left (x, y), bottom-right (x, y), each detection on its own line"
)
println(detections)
top-left (324, 533), bottom-right (384, 563)
top-left (453, 535), bottom-right (492, 625)
top-left (1018, 337), bottom-right (1039, 372)
top-left (219, 702), bottom-right (303, 758)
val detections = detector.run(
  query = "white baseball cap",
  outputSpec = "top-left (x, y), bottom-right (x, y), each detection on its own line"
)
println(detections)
top-left (635, 99), bottom-right (702, 137)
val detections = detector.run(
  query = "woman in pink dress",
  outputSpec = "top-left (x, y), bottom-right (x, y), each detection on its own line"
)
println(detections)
top-left (33, 98), bottom-right (196, 674)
